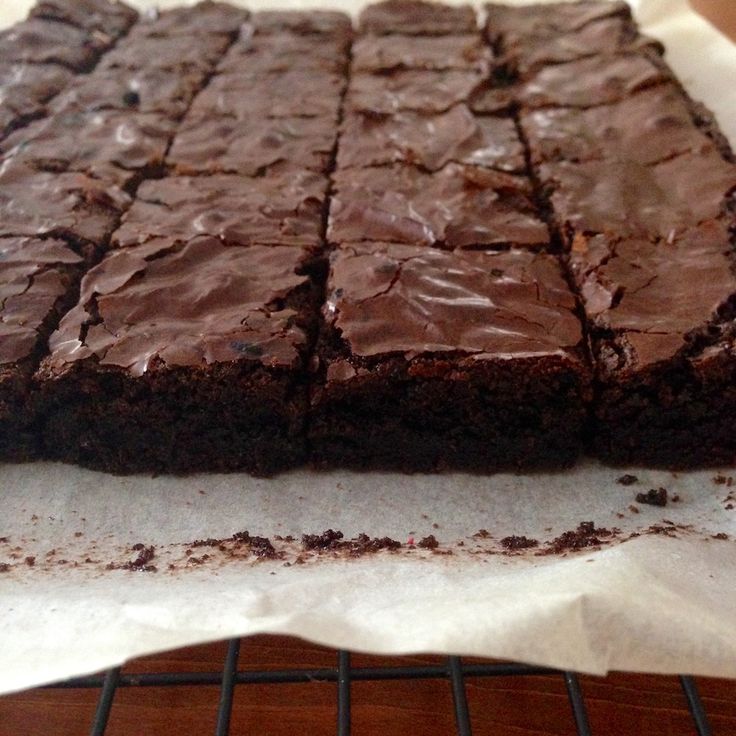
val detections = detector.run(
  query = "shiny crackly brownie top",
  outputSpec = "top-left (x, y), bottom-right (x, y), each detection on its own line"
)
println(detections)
top-left (323, 242), bottom-right (583, 365)
top-left (45, 239), bottom-right (314, 376)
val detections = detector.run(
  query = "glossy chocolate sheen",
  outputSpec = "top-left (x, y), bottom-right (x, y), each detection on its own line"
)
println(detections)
top-left (2, 109), bottom-right (175, 186)
top-left (569, 221), bottom-right (736, 373)
top-left (347, 68), bottom-right (487, 114)
top-left (351, 34), bottom-right (492, 72)
top-left (522, 85), bottom-right (714, 166)
top-left (519, 54), bottom-right (668, 108)
top-left (46, 238), bottom-right (311, 376)
top-left (250, 10), bottom-right (352, 38)
top-left (30, 0), bottom-right (138, 36)
top-left (0, 237), bottom-right (82, 365)
top-left (50, 66), bottom-right (207, 118)
top-left (114, 171), bottom-right (327, 250)
top-left (511, 18), bottom-right (662, 75)
top-left (542, 150), bottom-right (736, 242)
top-left (99, 33), bottom-right (231, 73)
top-left (169, 114), bottom-right (336, 176)
top-left (324, 242), bottom-right (582, 360)
top-left (328, 164), bottom-right (549, 249)
top-left (485, 1), bottom-right (630, 45)
top-left (0, 163), bottom-right (130, 244)
top-left (338, 105), bottom-right (525, 172)
top-left (129, 2), bottom-right (248, 37)
top-left (219, 30), bottom-right (349, 75)
top-left (0, 19), bottom-right (110, 71)
top-left (190, 69), bottom-right (344, 119)
top-left (359, 0), bottom-right (477, 35)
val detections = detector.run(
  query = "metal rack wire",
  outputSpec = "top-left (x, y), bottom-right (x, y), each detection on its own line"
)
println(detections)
top-left (38, 639), bottom-right (714, 736)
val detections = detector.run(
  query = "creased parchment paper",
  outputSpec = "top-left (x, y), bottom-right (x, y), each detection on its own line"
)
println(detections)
top-left (1, 0), bottom-right (736, 695)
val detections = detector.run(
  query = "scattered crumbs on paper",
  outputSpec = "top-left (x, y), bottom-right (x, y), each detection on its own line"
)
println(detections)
top-left (636, 488), bottom-right (668, 507)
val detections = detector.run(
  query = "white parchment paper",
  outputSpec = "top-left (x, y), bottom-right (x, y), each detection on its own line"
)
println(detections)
top-left (1, 0), bottom-right (736, 695)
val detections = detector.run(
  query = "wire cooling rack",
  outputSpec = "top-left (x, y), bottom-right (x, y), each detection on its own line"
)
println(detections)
top-left (36, 638), bottom-right (714, 736)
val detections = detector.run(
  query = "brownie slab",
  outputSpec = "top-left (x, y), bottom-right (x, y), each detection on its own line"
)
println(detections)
top-left (521, 85), bottom-right (714, 166)
top-left (568, 221), bottom-right (736, 467)
top-left (359, 0), bottom-right (477, 36)
top-left (0, 236), bottom-right (83, 460)
top-left (338, 106), bottom-right (525, 172)
top-left (328, 164), bottom-right (549, 249)
top-left (113, 172), bottom-right (327, 251)
top-left (309, 242), bottom-right (589, 471)
top-left (39, 238), bottom-right (317, 474)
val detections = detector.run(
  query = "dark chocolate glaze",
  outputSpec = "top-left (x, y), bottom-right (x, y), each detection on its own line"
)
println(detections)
top-left (329, 164), bottom-right (548, 249)
top-left (46, 238), bottom-right (311, 376)
top-left (522, 85), bottom-right (714, 166)
top-left (359, 0), bottom-right (477, 36)
top-left (0, 237), bottom-right (82, 365)
top-left (114, 171), bottom-right (327, 250)
top-left (352, 34), bottom-right (491, 72)
top-left (338, 105), bottom-right (525, 172)
top-left (324, 242), bottom-right (583, 361)
top-left (541, 150), bottom-right (736, 242)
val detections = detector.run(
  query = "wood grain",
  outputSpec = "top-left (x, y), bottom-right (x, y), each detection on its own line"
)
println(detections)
top-left (1, 636), bottom-right (736, 736)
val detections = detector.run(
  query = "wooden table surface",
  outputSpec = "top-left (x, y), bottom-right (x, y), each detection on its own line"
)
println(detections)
top-left (1, 5), bottom-right (735, 736)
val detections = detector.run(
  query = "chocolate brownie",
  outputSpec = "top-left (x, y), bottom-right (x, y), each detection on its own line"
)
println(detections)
top-left (351, 34), bottom-right (492, 72)
top-left (113, 172), bottom-right (327, 251)
top-left (309, 242), bottom-right (589, 471)
top-left (0, 237), bottom-right (83, 460)
top-left (2, 109), bottom-right (176, 187)
top-left (518, 53), bottom-right (669, 108)
top-left (328, 164), bottom-right (549, 249)
top-left (30, 0), bottom-right (137, 37)
top-left (540, 150), bottom-right (736, 244)
top-left (168, 115), bottom-right (337, 176)
top-left (338, 106), bottom-right (525, 172)
top-left (568, 221), bottom-right (736, 467)
top-left (249, 10), bottom-right (352, 39)
top-left (0, 62), bottom-right (74, 138)
top-left (128, 2), bottom-right (248, 37)
top-left (189, 69), bottom-right (345, 120)
top-left (38, 238), bottom-right (318, 474)
top-left (522, 85), bottom-right (715, 166)
top-left (359, 1), bottom-right (477, 36)
top-left (346, 68), bottom-right (488, 114)
top-left (0, 163), bottom-right (130, 250)
top-left (0, 19), bottom-right (111, 71)
top-left (49, 66), bottom-right (208, 119)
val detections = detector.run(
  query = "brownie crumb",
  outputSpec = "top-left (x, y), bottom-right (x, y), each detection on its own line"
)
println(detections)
top-left (473, 529), bottom-right (491, 539)
top-left (0, 563), bottom-right (9, 573)
top-left (617, 474), bottom-right (638, 486)
top-left (542, 522), bottom-right (616, 554)
top-left (24, 556), bottom-right (35, 567)
top-left (232, 531), bottom-right (277, 559)
top-left (0, 537), bottom-right (8, 544)
top-left (108, 544), bottom-right (157, 572)
top-left (628, 504), bottom-right (640, 514)
top-left (636, 487), bottom-right (668, 507)
top-left (713, 475), bottom-right (733, 485)
top-left (187, 554), bottom-right (211, 565)
top-left (500, 535), bottom-right (539, 550)
top-left (418, 535), bottom-right (439, 550)
top-left (302, 530), bottom-right (401, 557)
top-left (302, 529), bottom-right (344, 550)
top-left (671, 494), bottom-right (681, 503)
top-left (712, 532), bottom-right (729, 540)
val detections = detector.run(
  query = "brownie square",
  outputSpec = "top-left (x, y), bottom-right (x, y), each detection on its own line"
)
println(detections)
top-left (39, 238), bottom-right (318, 474)
top-left (359, 0), bottom-right (477, 36)
top-left (519, 54), bottom-right (669, 109)
top-left (309, 242), bottom-right (589, 471)
top-left (540, 150), bottom-right (736, 244)
top-left (2, 109), bottom-right (175, 187)
top-left (338, 106), bottom-right (525, 173)
top-left (0, 62), bottom-right (74, 138)
top-left (328, 164), bottom-right (549, 249)
top-left (0, 163), bottom-right (130, 249)
top-left (0, 19), bottom-right (110, 71)
top-left (169, 115), bottom-right (337, 176)
top-left (49, 66), bottom-right (208, 119)
top-left (113, 172), bottom-right (327, 251)
top-left (346, 68), bottom-right (487, 114)
top-left (568, 221), bottom-right (736, 467)
top-left (0, 237), bottom-right (83, 460)
top-left (128, 3), bottom-right (248, 38)
top-left (189, 70), bottom-right (345, 120)
top-left (521, 85), bottom-right (714, 166)
top-left (30, 0), bottom-right (138, 37)
top-left (351, 34), bottom-right (492, 72)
